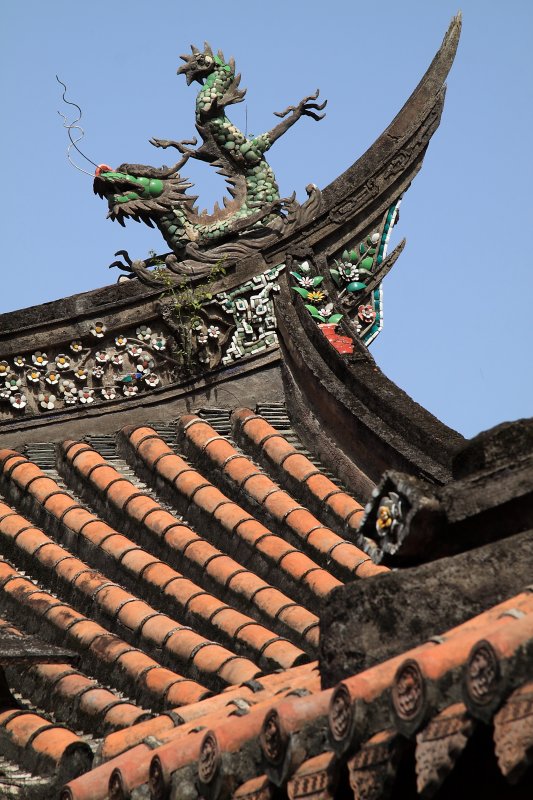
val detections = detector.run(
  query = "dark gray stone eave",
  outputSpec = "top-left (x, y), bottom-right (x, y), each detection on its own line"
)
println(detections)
top-left (319, 527), bottom-right (533, 688)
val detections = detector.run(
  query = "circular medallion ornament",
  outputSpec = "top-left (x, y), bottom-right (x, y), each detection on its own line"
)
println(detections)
top-left (392, 659), bottom-right (424, 721)
top-left (260, 709), bottom-right (287, 765)
top-left (465, 641), bottom-right (500, 706)
top-left (198, 731), bottom-right (220, 784)
top-left (108, 769), bottom-right (126, 800)
top-left (149, 756), bottom-right (168, 800)
top-left (329, 684), bottom-right (353, 746)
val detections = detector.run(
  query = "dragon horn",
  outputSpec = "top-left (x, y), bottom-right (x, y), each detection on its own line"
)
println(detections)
top-left (204, 41), bottom-right (213, 56)
top-left (217, 49), bottom-right (224, 61)
top-left (191, 44), bottom-right (200, 54)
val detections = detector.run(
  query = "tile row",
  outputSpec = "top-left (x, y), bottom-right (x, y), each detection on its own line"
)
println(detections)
top-left (0, 616), bottom-right (150, 736)
top-left (121, 426), bottom-right (343, 605)
top-left (60, 586), bottom-right (533, 799)
top-left (0, 449), bottom-right (308, 671)
top-left (231, 409), bottom-right (367, 539)
top-left (58, 440), bottom-right (320, 650)
top-left (177, 413), bottom-right (386, 581)
top-left (0, 558), bottom-right (209, 712)
top-left (98, 661), bottom-right (317, 763)
top-left (0, 706), bottom-right (92, 790)
top-left (63, 664), bottom-right (321, 800)
top-left (0, 496), bottom-right (261, 691)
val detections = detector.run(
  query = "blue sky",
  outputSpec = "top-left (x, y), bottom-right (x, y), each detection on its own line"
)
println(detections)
top-left (1, 0), bottom-right (532, 438)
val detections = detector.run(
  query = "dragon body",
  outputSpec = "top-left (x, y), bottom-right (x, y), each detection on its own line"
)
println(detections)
top-left (94, 43), bottom-right (325, 270)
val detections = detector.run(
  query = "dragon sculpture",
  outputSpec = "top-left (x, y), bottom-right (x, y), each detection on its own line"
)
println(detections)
top-left (94, 43), bottom-right (326, 283)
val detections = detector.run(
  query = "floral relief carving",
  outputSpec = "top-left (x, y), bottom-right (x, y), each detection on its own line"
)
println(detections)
top-left (0, 268), bottom-right (281, 419)
top-left (0, 321), bottom-right (175, 418)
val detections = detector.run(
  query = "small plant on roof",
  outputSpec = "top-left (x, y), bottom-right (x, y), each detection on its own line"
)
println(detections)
top-left (154, 256), bottom-right (227, 374)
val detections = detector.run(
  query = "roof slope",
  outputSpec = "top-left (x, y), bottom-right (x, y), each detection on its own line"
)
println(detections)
top-left (0, 404), bottom-right (387, 795)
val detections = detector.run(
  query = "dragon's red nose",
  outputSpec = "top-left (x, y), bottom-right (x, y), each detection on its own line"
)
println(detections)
top-left (95, 164), bottom-right (112, 176)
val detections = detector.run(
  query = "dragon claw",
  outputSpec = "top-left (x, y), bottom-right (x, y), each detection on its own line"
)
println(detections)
top-left (109, 249), bottom-right (135, 271)
top-left (149, 136), bottom-right (198, 154)
top-left (274, 89), bottom-right (327, 122)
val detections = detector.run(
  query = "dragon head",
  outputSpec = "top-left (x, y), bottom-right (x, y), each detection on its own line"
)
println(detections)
top-left (178, 42), bottom-right (224, 85)
top-left (93, 164), bottom-right (193, 226)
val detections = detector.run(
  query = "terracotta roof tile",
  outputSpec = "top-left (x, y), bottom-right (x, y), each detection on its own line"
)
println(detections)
top-left (287, 752), bottom-right (338, 800)
top-left (224, 456), bottom-right (260, 484)
top-left (233, 775), bottom-right (273, 800)
top-left (205, 437), bottom-right (236, 464)
top-left (414, 703), bottom-right (473, 796)
top-left (123, 426), bottom-right (343, 608)
top-left (0, 708), bottom-right (92, 781)
top-left (194, 484), bottom-right (228, 514)
top-left (99, 715), bottom-right (179, 764)
top-left (83, 464), bottom-right (118, 493)
top-left (177, 415), bottom-right (379, 583)
top-left (493, 679), bottom-right (533, 782)
top-left (0, 558), bottom-right (208, 710)
top-left (60, 744), bottom-right (151, 800)
top-left (18, 660), bottom-right (149, 734)
top-left (3, 446), bottom-right (310, 671)
top-left (231, 410), bottom-right (369, 539)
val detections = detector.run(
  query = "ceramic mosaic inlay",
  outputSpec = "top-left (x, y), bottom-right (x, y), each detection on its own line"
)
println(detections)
top-left (289, 201), bottom-right (401, 351)
top-left (0, 268), bottom-right (282, 419)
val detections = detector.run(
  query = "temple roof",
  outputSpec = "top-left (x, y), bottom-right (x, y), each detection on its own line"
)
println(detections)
top-left (0, 400), bottom-right (530, 797)
top-left (1, 13), bottom-right (532, 799)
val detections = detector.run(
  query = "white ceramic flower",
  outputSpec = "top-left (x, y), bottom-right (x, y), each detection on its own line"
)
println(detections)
top-left (70, 340), bottom-right (83, 353)
top-left (95, 350), bottom-right (109, 364)
top-left (13, 356), bottom-right (25, 369)
top-left (38, 392), bottom-right (56, 410)
top-left (197, 333), bottom-right (208, 345)
top-left (207, 325), bottom-right (220, 339)
top-left (90, 321), bottom-right (107, 338)
top-left (26, 369), bottom-right (41, 384)
top-left (79, 389), bottom-right (95, 404)
top-left (126, 343), bottom-right (143, 358)
top-left (32, 351), bottom-right (48, 367)
top-left (9, 392), bottom-right (27, 410)
top-left (123, 384), bottom-right (139, 397)
top-left (115, 335), bottom-right (128, 348)
top-left (45, 371), bottom-right (60, 386)
top-left (55, 354), bottom-right (71, 370)
top-left (111, 353), bottom-right (124, 368)
top-left (74, 368), bottom-right (88, 382)
top-left (144, 373), bottom-right (160, 388)
top-left (92, 366), bottom-right (105, 380)
top-left (101, 386), bottom-right (117, 400)
top-left (0, 361), bottom-right (10, 377)
top-left (136, 325), bottom-right (152, 341)
top-left (64, 392), bottom-right (77, 405)
top-left (297, 276), bottom-right (314, 288)
top-left (136, 357), bottom-right (154, 375)
top-left (150, 334), bottom-right (167, 351)
top-left (59, 380), bottom-right (76, 395)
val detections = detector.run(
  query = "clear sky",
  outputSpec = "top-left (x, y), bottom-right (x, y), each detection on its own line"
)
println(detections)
top-left (1, 0), bottom-right (532, 438)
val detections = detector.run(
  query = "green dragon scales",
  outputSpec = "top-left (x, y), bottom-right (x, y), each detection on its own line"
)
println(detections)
top-left (93, 42), bottom-right (326, 277)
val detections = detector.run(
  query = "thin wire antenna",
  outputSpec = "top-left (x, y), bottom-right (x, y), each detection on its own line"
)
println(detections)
top-left (56, 75), bottom-right (99, 176)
